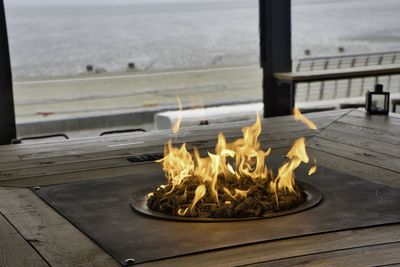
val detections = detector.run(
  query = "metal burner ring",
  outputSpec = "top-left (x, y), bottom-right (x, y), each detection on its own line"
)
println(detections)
top-left (131, 181), bottom-right (321, 222)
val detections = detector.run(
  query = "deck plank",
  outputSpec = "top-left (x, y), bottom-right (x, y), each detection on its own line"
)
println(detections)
top-left (0, 213), bottom-right (49, 267)
top-left (338, 110), bottom-right (400, 135)
top-left (247, 242), bottom-right (400, 267)
top-left (317, 127), bottom-right (400, 158)
top-left (0, 156), bottom-right (20, 164)
top-left (0, 187), bottom-right (119, 267)
top-left (0, 110), bottom-right (341, 180)
top-left (137, 225), bottom-right (400, 267)
top-left (321, 121), bottom-right (400, 146)
top-left (0, 109), bottom-right (349, 158)
top-left (308, 148), bottom-right (400, 188)
top-left (0, 128), bottom-right (315, 171)
top-left (0, 134), bottom-right (307, 184)
top-left (0, 145), bottom-right (293, 187)
top-left (308, 137), bottom-right (400, 174)
top-left (349, 109), bottom-right (400, 124)
top-left (0, 164), bottom-right (147, 187)
top-left (1, 108), bottom-right (399, 266)
top-left (0, 122), bottom-right (312, 162)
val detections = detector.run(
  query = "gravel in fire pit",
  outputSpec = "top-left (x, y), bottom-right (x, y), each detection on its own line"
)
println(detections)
top-left (147, 177), bottom-right (307, 218)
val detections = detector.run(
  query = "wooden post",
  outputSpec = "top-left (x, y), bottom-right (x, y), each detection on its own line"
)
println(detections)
top-left (259, 0), bottom-right (293, 117)
top-left (0, 0), bottom-right (16, 145)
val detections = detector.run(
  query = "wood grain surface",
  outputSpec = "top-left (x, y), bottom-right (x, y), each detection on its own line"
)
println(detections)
top-left (0, 108), bottom-right (399, 267)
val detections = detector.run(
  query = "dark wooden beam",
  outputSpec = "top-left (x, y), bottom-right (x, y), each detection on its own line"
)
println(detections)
top-left (0, 0), bottom-right (16, 145)
top-left (259, 0), bottom-right (293, 117)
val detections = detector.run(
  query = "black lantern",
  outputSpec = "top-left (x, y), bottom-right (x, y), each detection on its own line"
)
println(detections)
top-left (365, 84), bottom-right (390, 115)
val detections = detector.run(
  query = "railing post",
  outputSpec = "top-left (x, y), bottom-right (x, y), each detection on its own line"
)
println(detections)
top-left (0, 0), bottom-right (16, 145)
top-left (259, 0), bottom-right (293, 117)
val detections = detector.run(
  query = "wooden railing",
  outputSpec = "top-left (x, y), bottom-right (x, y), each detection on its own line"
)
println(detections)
top-left (275, 64), bottom-right (400, 105)
top-left (295, 51), bottom-right (400, 72)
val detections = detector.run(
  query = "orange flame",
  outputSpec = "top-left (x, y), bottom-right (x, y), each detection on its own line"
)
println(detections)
top-left (152, 113), bottom-right (317, 217)
top-left (293, 108), bottom-right (318, 176)
top-left (308, 158), bottom-right (317, 176)
top-left (172, 96), bottom-right (183, 134)
top-left (293, 108), bottom-right (317, 130)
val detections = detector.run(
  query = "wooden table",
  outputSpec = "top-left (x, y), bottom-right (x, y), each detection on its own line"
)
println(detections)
top-left (0, 108), bottom-right (399, 267)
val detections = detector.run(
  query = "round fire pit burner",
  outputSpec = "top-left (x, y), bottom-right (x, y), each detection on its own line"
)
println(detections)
top-left (131, 181), bottom-right (321, 222)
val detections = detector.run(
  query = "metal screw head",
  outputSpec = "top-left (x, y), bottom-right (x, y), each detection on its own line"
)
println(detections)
top-left (124, 258), bottom-right (135, 265)
top-left (32, 186), bottom-right (41, 191)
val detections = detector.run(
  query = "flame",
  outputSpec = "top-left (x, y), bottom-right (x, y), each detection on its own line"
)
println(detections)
top-left (308, 158), bottom-right (317, 176)
top-left (172, 96), bottom-right (183, 134)
top-left (293, 108), bottom-right (317, 130)
top-left (293, 108), bottom-right (318, 175)
top-left (149, 113), bottom-right (318, 217)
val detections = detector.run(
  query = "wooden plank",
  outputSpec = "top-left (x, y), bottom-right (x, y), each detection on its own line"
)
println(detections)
top-left (317, 125), bottom-right (400, 158)
top-left (0, 142), bottom-right (295, 187)
top-left (0, 213), bottom-right (49, 267)
top-left (0, 155), bottom-right (20, 164)
top-left (0, 127), bottom-right (316, 172)
top-left (137, 224), bottom-right (400, 267)
top-left (338, 110), bottom-right (400, 135)
top-left (275, 64), bottom-right (400, 82)
top-left (0, 122), bottom-right (308, 158)
top-left (0, 109), bottom-right (349, 158)
top-left (3, 120), bottom-right (320, 160)
top-left (308, 137), bottom-right (400, 174)
top-left (388, 111), bottom-right (400, 119)
top-left (247, 242), bottom-right (400, 267)
top-left (0, 164), bottom-right (144, 187)
top-left (308, 148), bottom-right (400, 188)
top-left (0, 110), bottom-right (346, 177)
top-left (338, 115), bottom-right (400, 137)
top-left (0, 129), bottom-right (315, 180)
top-left (323, 121), bottom-right (400, 146)
top-left (349, 109), bottom-right (400, 125)
top-left (0, 187), bottom-right (119, 267)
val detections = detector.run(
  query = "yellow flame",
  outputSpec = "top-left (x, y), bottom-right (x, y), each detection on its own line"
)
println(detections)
top-left (272, 137), bottom-right (309, 193)
top-left (308, 158), bottom-right (317, 175)
top-left (172, 96), bottom-right (183, 134)
top-left (155, 113), bottom-right (318, 216)
top-left (178, 207), bottom-right (189, 216)
top-left (190, 184), bottom-right (206, 211)
top-left (293, 108), bottom-right (317, 130)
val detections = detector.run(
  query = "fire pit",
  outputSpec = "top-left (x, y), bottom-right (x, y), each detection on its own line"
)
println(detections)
top-left (132, 180), bottom-right (321, 222)
top-left (32, 110), bottom-right (400, 265)
top-left (35, 165), bottom-right (400, 265)
top-left (133, 112), bottom-right (320, 220)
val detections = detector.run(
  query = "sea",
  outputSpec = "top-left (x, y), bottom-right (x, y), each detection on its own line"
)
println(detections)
top-left (4, 0), bottom-right (400, 78)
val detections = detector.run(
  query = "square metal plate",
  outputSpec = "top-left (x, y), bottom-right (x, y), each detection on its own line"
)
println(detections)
top-left (35, 164), bottom-right (400, 265)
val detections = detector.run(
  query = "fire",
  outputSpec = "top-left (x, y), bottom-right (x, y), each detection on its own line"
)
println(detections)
top-left (293, 108), bottom-right (317, 130)
top-left (147, 112), bottom-right (318, 218)
top-left (293, 108), bottom-right (318, 176)
top-left (172, 96), bottom-right (183, 134)
top-left (308, 159), bottom-right (317, 176)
